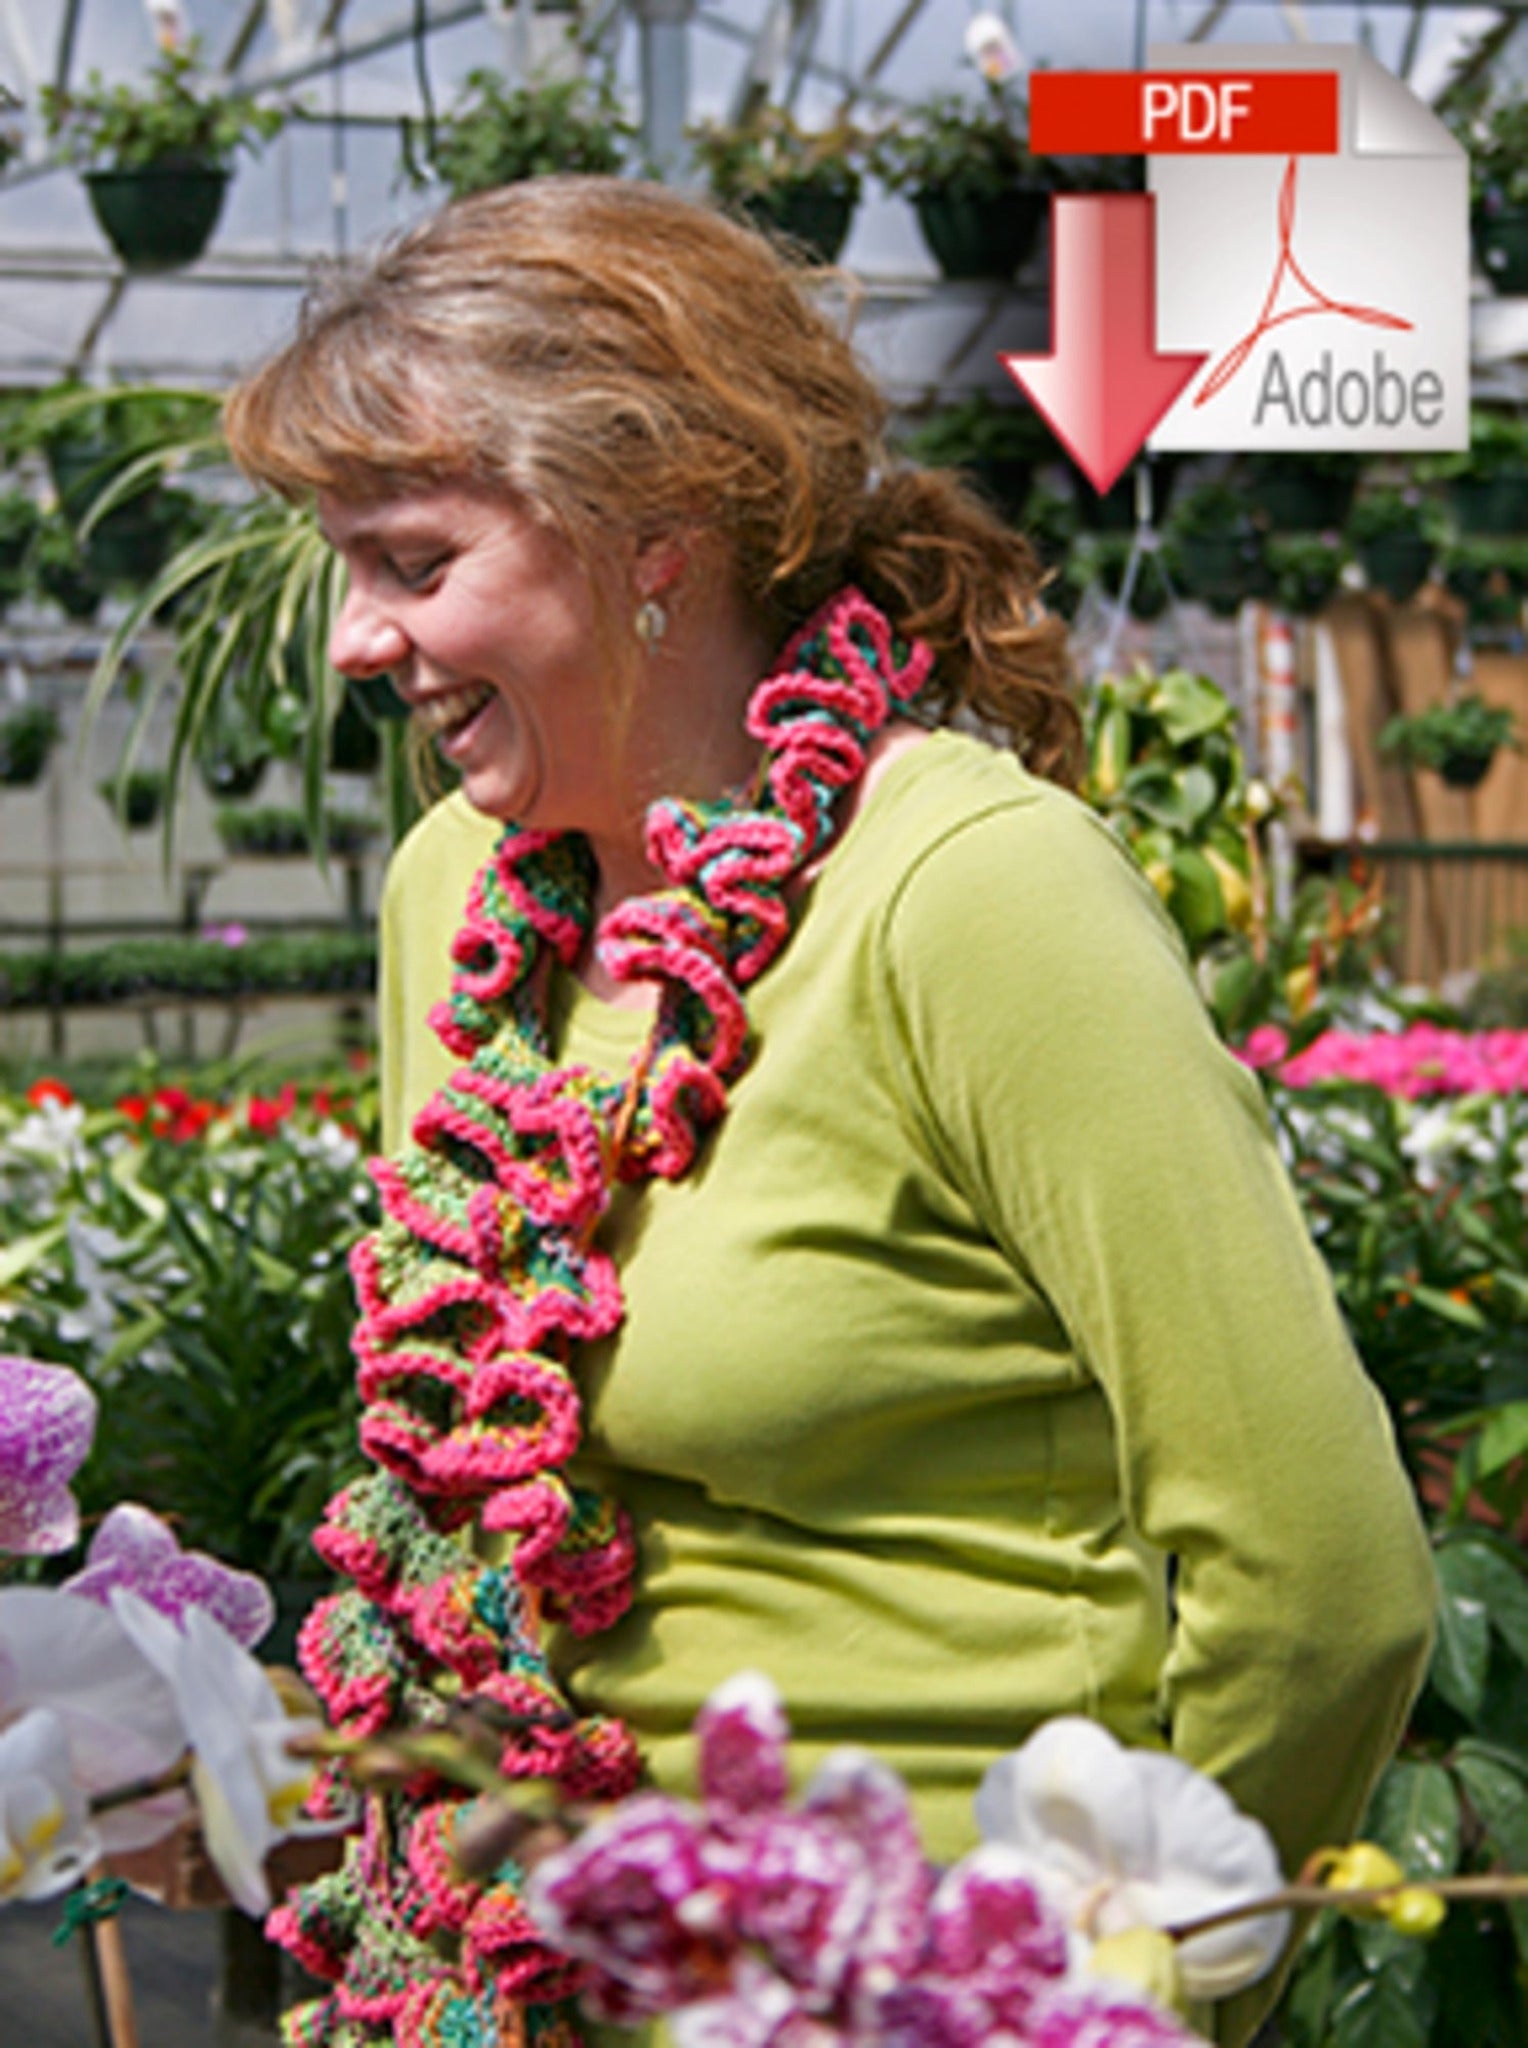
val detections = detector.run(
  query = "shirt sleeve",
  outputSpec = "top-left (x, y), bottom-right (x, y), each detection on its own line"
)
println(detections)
top-left (879, 788), bottom-right (1436, 1893)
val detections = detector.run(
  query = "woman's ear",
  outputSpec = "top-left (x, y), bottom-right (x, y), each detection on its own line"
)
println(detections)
top-left (633, 534), bottom-right (690, 602)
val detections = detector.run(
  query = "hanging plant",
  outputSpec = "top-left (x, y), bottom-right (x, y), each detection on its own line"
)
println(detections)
top-left (1379, 693), bottom-right (1519, 789)
top-left (1165, 482), bottom-right (1269, 616)
top-left (868, 88), bottom-right (1057, 281)
top-left (41, 41), bottom-right (284, 272)
top-left (690, 107), bottom-right (863, 264)
top-left (1451, 85), bottom-right (1528, 295)
top-left (1266, 534), bottom-right (1348, 616)
top-left (1345, 488), bottom-right (1441, 604)
top-left (98, 767), bottom-right (169, 831)
top-left (0, 705), bottom-right (61, 788)
top-left (900, 393), bottom-right (1052, 525)
top-left (407, 68), bottom-right (633, 198)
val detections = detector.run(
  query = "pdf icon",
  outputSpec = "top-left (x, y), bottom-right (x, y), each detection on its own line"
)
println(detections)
top-left (1147, 43), bottom-right (1468, 452)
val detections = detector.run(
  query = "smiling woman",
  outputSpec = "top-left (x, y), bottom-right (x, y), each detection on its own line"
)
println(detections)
top-left (221, 176), bottom-right (1435, 2048)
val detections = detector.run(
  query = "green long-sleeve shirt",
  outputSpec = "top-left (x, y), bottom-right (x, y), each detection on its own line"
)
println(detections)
top-left (379, 730), bottom-right (1434, 1956)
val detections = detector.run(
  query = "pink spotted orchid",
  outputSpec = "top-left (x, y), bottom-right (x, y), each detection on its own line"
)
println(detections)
top-left (0, 1707), bottom-right (99, 1901)
top-left (0, 1356), bottom-right (98, 1556)
top-left (63, 1502), bottom-right (275, 1649)
top-left (527, 1674), bottom-right (1206, 2048)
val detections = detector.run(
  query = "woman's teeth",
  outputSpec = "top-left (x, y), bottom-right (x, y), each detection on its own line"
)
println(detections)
top-left (415, 685), bottom-right (493, 739)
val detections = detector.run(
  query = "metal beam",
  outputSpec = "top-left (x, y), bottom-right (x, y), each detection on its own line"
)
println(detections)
top-left (837, 0), bottom-right (929, 115)
top-left (242, 0), bottom-right (473, 94)
top-left (223, 0), bottom-right (272, 77)
top-left (67, 273), bottom-right (128, 379)
top-left (54, 0), bottom-right (84, 95)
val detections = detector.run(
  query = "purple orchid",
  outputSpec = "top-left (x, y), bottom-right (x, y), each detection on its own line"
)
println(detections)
top-left (63, 1502), bottom-right (275, 1649)
top-left (0, 1356), bottom-right (98, 1556)
top-left (528, 1675), bottom-right (1208, 2048)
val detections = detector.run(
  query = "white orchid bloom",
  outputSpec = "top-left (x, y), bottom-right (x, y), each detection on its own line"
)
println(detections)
top-left (0, 1587), bottom-right (189, 1853)
top-left (111, 1592), bottom-right (323, 1917)
top-left (0, 1708), bottom-right (100, 1900)
top-left (974, 1717), bottom-right (1290, 2001)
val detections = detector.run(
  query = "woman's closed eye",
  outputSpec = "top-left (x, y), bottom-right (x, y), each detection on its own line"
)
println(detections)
top-left (385, 552), bottom-right (449, 592)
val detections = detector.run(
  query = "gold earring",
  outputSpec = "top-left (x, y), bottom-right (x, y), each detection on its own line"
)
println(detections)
top-left (634, 598), bottom-right (668, 652)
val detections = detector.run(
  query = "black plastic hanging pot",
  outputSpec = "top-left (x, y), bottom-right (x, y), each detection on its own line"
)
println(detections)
top-left (737, 187), bottom-right (857, 264)
top-left (913, 186), bottom-right (1048, 282)
top-left (85, 163), bottom-right (230, 274)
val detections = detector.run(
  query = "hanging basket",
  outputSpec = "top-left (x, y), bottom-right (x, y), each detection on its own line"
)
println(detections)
top-left (1438, 748), bottom-right (1498, 790)
top-left (737, 187), bottom-right (857, 264)
top-left (913, 186), bottom-right (1048, 282)
top-left (1358, 532), bottom-right (1433, 604)
top-left (1446, 474), bottom-right (1528, 536)
top-left (1473, 203), bottom-right (1528, 296)
top-left (85, 164), bottom-right (230, 274)
top-left (1244, 469), bottom-right (1358, 534)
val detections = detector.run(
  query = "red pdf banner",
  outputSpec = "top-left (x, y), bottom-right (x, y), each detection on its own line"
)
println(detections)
top-left (1029, 71), bottom-right (1339, 155)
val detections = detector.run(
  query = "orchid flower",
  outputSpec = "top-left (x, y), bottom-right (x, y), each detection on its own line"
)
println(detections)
top-left (0, 1356), bottom-right (97, 1556)
top-left (0, 1708), bottom-right (99, 1901)
top-left (974, 1718), bottom-right (1290, 2002)
top-left (0, 1586), bottom-right (189, 1853)
top-left (110, 1591), bottom-right (325, 1917)
top-left (64, 1502), bottom-right (275, 1649)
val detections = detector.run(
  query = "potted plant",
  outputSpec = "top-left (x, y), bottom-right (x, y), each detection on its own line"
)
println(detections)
top-left (1078, 532), bottom-right (1173, 621)
top-left (1165, 482), bottom-right (1268, 616)
top-left (1241, 452), bottom-right (1361, 535)
top-left (690, 106), bottom-right (862, 264)
top-left (1345, 488), bottom-right (1439, 603)
top-left (0, 704), bottom-right (60, 788)
top-left (900, 393), bottom-right (1052, 524)
top-left (408, 67), bottom-right (633, 198)
top-left (868, 89), bottom-right (1055, 282)
top-left (41, 41), bottom-right (284, 272)
top-left (1266, 533), bottom-right (1347, 616)
top-left (1453, 87), bottom-right (1528, 295)
top-left (30, 517), bottom-right (105, 620)
top-left (1443, 535), bottom-right (1528, 645)
top-left (0, 489), bottom-right (41, 608)
top-left (215, 803), bottom-right (378, 860)
top-left (98, 766), bottom-right (168, 831)
top-left (1420, 409), bottom-right (1528, 536)
top-left (1379, 692), bottom-right (1519, 789)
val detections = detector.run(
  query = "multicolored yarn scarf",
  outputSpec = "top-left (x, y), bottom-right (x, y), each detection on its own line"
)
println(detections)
top-left (271, 588), bottom-right (933, 2047)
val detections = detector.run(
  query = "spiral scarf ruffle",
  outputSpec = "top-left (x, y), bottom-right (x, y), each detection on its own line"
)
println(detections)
top-left (272, 589), bottom-right (933, 2046)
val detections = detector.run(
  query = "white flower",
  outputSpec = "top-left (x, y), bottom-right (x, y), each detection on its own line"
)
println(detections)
top-left (0, 1587), bottom-right (189, 1853)
top-left (1397, 1101), bottom-right (1495, 1194)
top-left (0, 1708), bottom-right (99, 1901)
top-left (293, 1121), bottom-right (362, 1173)
top-left (974, 1718), bottom-right (1290, 2001)
top-left (110, 1592), bottom-right (324, 1917)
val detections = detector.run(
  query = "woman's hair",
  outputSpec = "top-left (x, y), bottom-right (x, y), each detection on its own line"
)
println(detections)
top-left (224, 176), bottom-right (1081, 783)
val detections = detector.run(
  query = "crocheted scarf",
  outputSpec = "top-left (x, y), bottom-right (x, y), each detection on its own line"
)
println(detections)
top-left (272, 588), bottom-right (933, 2048)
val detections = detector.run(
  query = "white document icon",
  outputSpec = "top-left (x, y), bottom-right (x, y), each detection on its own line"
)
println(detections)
top-left (1148, 44), bottom-right (1468, 451)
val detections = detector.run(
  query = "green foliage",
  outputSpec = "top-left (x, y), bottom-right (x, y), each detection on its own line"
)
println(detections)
top-left (1267, 534), bottom-right (1348, 616)
top-left (900, 393), bottom-right (1052, 468)
top-left (1448, 84), bottom-right (1528, 210)
top-left (1380, 694), bottom-right (1519, 775)
top-left (1417, 409), bottom-right (1528, 484)
top-left (0, 1076), bottom-right (374, 1576)
top-left (1083, 666), bottom-right (1260, 957)
top-left (97, 766), bottom-right (167, 830)
top-left (214, 803), bottom-right (378, 860)
top-left (0, 702), bottom-right (59, 785)
top-left (690, 106), bottom-right (862, 203)
top-left (867, 89), bottom-right (1050, 201)
top-left (412, 68), bottom-right (633, 197)
top-left (0, 931), bottom-right (377, 1009)
top-left (1346, 489), bottom-right (1441, 546)
top-left (41, 40), bottom-right (284, 171)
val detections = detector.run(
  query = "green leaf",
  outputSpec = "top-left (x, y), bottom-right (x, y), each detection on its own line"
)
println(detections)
top-left (1167, 846), bottom-right (1228, 947)
top-left (1328, 1959), bottom-right (1432, 2048)
top-left (1431, 1549), bottom-right (1493, 1717)
top-left (1366, 1757), bottom-right (1462, 1879)
top-left (1452, 1742), bottom-right (1528, 1959)
top-left (0, 1220), bottom-right (68, 1288)
top-left (1437, 1536), bottom-right (1528, 1668)
top-left (1150, 666), bottom-right (1234, 745)
top-left (1410, 1282), bottom-right (1489, 1331)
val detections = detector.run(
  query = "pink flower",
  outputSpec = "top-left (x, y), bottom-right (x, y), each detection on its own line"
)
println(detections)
top-left (0, 1356), bottom-right (98, 1556)
top-left (1025, 1984), bottom-right (1201, 2048)
top-left (1235, 1025), bottom-right (1288, 1072)
top-left (528, 1792), bottom-right (735, 2023)
top-left (63, 1502), bottom-right (275, 1649)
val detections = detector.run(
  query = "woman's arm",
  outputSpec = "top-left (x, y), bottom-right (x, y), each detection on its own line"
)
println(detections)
top-left (879, 788), bottom-right (1436, 1882)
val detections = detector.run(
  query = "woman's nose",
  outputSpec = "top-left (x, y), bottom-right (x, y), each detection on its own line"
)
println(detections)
top-left (329, 584), bottom-right (409, 679)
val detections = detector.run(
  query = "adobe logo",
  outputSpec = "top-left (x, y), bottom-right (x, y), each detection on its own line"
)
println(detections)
top-left (1147, 44), bottom-right (1469, 453)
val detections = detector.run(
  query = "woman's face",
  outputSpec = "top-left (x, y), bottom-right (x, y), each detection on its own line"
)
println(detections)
top-left (322, 484), bottom-right (632, 833)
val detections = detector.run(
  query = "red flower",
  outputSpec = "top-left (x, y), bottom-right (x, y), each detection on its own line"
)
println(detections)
top-left (25, 1077), bottom-right (75, 1109)
top-left (247, 1083), bottom-right (298, 1135)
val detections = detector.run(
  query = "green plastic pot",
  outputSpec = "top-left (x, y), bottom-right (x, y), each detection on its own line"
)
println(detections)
top-left (737, 187), bottom-right (856, 264)
top-left (1446, 474), bottom-right (1528, 536)
top-left (1173, 534), bottom-right (1266, 617)
top-left (1245, 469), bottom-right (1357, 534)
top-left (1473, 203), bottom-right (1528, 296)
top-left (1358, 532), bottom-right (1433, 604)
top-left (85, 164), bottom-right (230, 274)
top-left (1439, 747), bottom-right (1497, 790)
top-left (913, 186), bottom-right (1048, 282)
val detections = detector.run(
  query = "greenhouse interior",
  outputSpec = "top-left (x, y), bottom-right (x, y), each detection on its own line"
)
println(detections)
top-left (2, 2), bottom-right (1528, 2045)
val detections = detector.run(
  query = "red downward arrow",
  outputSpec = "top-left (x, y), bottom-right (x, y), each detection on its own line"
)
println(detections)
top-left (1000, 193), bottom-right (1206, 497)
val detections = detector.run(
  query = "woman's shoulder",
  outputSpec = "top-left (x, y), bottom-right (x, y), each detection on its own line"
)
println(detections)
top-left (382, 790), bottom-right (500, 912)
